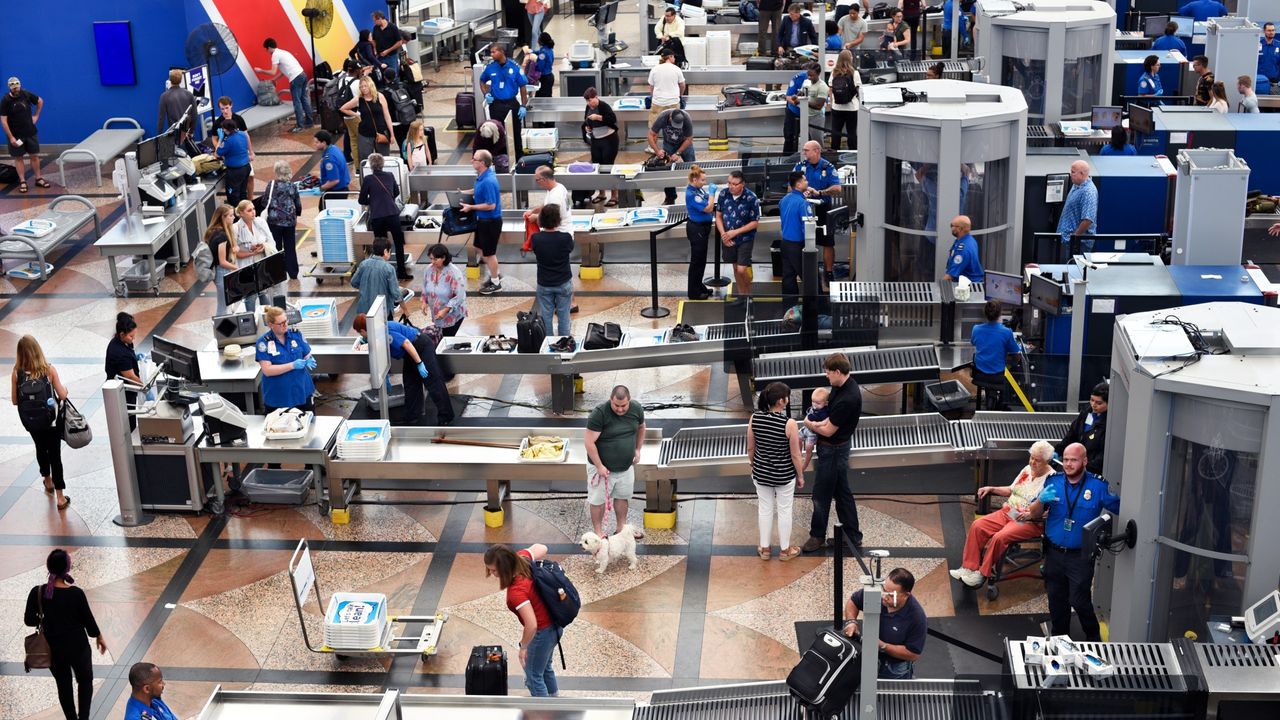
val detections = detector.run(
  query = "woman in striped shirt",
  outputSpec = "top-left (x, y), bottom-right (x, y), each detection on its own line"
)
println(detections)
top-left (747, 382), bottom-right (806, 561)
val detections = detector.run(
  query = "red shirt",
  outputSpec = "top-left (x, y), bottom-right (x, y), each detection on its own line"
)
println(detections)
top-left (505, 549), bottom-right (552, 629)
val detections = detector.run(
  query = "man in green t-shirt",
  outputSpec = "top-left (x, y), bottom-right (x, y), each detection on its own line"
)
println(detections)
top-left (584, 385), bottom-right (646, 540)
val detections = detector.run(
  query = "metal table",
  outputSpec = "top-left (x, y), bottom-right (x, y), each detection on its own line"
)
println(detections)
top-left (523, 94), bottom-right (787, 143)
top-left (94, 212), bottom-right (183, 296)
top-left (417, 21), bottom-right (473, 71)
top-left (196, 414), bottom-right (344, 513)
top-left (195, 686), bottom-right (635, 720)
top-left (197, 349), bottom-right (263, 413)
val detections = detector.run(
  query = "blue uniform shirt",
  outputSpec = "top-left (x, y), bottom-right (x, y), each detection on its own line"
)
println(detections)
top-left (1099, 143), bottom-right (1136, 156)
top-left (125, 697), bottom-right (178, 720)
top-left (685, 183), bottom-right (715, 223)
top-left (1178, 0), bottom-right (1227, 21)
top-left (970, 321), bottom-right (1019, 374)
top-left (386, 321), bottom-right (420, 360)
top-left (255, 328), bottom-right (316, 410)
top-left (535, 48), bottom-right (555, 77)
top-left (794, 158), bottom-right (840, 207)
top-left (1057, 179), bottom-right (1098, 244)
top-left (1260, 38), bottom-right (1280, 80)
top-left (216, 132), bottom-right (250, 168)
top-left (717, 188), bottom-right (761, 245)
top-left (473, 168), bottom-right (502, 219)
top-left (1138, 72), bottom-right (1163, 97)
top-left (945, 232), bottom-right (983, 282)
top-left (320, 144), bottom-right (350, 190)
top-left (481, 59), bottom-right (528, 100)
top-left (1041, 471), bottom-right (1120, 549)
top-left (786, 71), bottom-right (807, 117)
top-left (779, 189), bottom-right (812, 243)
top-left (1151, 35), bottom-right (1186, 54)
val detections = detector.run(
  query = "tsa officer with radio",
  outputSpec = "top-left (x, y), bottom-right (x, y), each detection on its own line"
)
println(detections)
top-left (255, 305), bottom-right (316, 412)
top-left (480, 43), bottom-right (529, 161)
top-left (794, 140), bottom-right (842, 281)
top-left (1022, 443), bottom-right (1119, 642)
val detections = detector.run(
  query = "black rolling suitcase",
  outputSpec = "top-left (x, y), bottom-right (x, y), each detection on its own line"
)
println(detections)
top-left (465, 645), bottom-right (508, 695)
top-left (456, 92), bottom-right (476, 129)
top-left (786, 628), bottom-right (862, 719)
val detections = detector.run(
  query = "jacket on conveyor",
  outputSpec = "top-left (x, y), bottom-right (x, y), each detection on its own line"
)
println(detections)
top-left (1055, 410), bottom-right (1106, 476)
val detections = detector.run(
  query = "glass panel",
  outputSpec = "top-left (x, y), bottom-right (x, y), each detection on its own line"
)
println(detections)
top-left (1149, 435), bottom-right (1258, 641)
top-left (1062, 54), bottom-right (1103, 119)
top-left (885, 227), bottom-right (936, 282)
top-left (1003, 56), bottom-right (1046, 119)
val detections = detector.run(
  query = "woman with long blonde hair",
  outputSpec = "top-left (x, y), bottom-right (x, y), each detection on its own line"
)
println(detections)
top-left (405, 119), bottom-right (432, 170)
top-left (829, 50), bottom-right (862, 151)
top-left (340, 75), bottom-right (397, 160)
top-left (12, 335), bottom-right (69, 508)
top-left (205, 204), bottom-right (238, 314)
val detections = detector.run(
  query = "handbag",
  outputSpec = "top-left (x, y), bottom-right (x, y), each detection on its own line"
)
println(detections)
top-left (583, 321), bottom-right (623, 350)
top-left (252, 179), bottom-right (276, 215)
top-left (60, 399), bottom-right (92, 449)
top-left (23, 589), bottom-right (52, 672)
top-left (373, 174), bottom-right (405, 213)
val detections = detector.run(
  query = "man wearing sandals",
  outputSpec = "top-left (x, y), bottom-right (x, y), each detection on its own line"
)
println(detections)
top-left (1, 77), bottom-right (50, 193)
top-left (584, 385), bottom-right (646, 541)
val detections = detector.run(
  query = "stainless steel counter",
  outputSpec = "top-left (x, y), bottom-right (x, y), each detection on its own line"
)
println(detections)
top-left (196, 414), bottom-right (343, 466)
top-left (197, 349), bottom-right (262, 412)
top-left (195, 687), bottom-right (636, 720)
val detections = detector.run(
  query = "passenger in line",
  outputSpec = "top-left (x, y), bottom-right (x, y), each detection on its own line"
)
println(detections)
top-left (951, 442), bottom-right (1054, 587)
top-left (747, 382), bottom-right (804, 561)
top-left (26, 550), bottom-right (109, 720)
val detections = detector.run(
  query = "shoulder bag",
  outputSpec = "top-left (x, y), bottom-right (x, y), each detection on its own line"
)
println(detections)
top-left (252, 179), bottom-right (276, 215)
top-left (23, 589), bottom-right (52, 672)
top-left (374, 174), bottom-right (405, 213)
top-left (61, 399), bottom-right (92, 449)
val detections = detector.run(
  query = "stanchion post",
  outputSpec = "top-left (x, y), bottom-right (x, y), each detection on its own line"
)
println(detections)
top-left (640, 226), bottom-right (671, 319)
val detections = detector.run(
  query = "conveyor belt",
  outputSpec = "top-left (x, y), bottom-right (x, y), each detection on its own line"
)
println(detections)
top-left (1009, 640), bottom-right (1188, 692)
top-left (855, 414), bottom-right (955, 451)
top-left (671, 159), bottom-right (743, 172)
top-left (831, 282), bottom-right (941, 304)
top-left (658, 425), bottom-right (746, 466)
top-left (896, 59), bottom-right (974, 82)
top-left (752, 345), bottom-right (940, 387)
top-left (638, 680), bottom-right (996, 720)
top-left (953, 412), bottom-right (1075, 451)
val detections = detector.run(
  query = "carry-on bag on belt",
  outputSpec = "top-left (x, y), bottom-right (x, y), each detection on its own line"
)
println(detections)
top-left (516, 310), bottom-right (546, 353)
top-left (786, 628), bottom-right (862, 718)
top-left (464, 645), bottom-right (507, 695)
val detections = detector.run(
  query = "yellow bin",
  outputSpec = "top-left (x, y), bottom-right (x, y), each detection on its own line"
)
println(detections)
top-left (644, 510), bottom-right (676, 529)
top-left (484, 507), bottom-right (505, 528)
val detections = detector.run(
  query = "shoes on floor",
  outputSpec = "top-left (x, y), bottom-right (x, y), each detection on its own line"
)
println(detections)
top-left (398, 270), bottom-right (414, 280)
top-left (289, 125), bottom-right (309, 133)
top-left (570, 304), bottom-right (579, 314)
top-left (690, 291), bottom-right (713, 300)
top-left (800, 536), bottom-right (824, 553)
top-left (479, 278), bottom-right (502, 295)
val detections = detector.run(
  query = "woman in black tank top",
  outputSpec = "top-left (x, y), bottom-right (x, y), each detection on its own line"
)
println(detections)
top-left (746, 382), bottom-right (805, 561)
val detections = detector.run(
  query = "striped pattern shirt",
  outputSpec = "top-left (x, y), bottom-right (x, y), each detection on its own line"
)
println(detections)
top-left (751, 411), bottom-right (796, 487)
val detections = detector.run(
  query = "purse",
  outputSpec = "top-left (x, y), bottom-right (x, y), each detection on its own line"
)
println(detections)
top-left (584, 321), bottom-right (623, 350)
top-left (24, 589), bottom-right (52, 672)
top-left (60, 399), bottom-right (92, 449)
top-left (374, 174), bottom-right (405, 213)
top-left (252, 179), bottom-right (276, 215)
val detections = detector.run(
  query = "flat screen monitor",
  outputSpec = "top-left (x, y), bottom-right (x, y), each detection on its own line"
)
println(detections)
top-left (156, 132), bottom-right (177, 164)
top-left (595, 0), bottom-right (619, 26)
top-left (1091, 106), bottom-right (1123, 130)
top-left (151, 335), bottom-right (201, 384)
top-left (257, 252), bottom-right (288, 290)
top-left (1128, 103), bottom-right (1154, 134)
top-left (1192, 20), bottom-right (1208, 36)
top-left (222, 264), bottom-right (260, 306)
top-left (1029, 272), bottom-right (1064, 315)
top-left (135, 138), bottom-right (158, 170)
top-left (1170, 15), bottom-right (1193, 37)
top-left (1143, 15), bottom-right (1169, 37)
top-left (984, 270), bottom-right (1024, 306)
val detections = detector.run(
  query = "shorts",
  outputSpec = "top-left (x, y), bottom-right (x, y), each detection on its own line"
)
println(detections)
top-left (723, 238), bottom-right (754, 267)
top-left (9, 135), bottom-right (38, 157)
top-left (475, 218), bottom-right (502, 257)
top-left (586, 464), bottom-right (635, 505)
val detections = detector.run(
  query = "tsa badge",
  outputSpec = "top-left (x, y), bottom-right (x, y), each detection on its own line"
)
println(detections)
top-left (258, 341), bottom-right (267, 352)
top-left (1083, 489), bottom-right (1092, 501)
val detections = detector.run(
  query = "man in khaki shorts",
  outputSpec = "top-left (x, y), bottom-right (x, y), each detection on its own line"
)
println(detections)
top-left (584, 385), bottom-right (646, 539)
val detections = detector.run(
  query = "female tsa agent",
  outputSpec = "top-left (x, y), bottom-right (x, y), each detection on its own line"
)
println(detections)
top-left (255, 305), bottom-right (316, 412)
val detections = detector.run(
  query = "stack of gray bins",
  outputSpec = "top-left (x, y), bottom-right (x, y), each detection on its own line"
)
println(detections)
top-left (241, 468), bottom-right (313, 505)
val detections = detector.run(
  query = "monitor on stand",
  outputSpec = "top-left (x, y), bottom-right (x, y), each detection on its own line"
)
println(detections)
top-left (150, 335), bottom-right (202, 403)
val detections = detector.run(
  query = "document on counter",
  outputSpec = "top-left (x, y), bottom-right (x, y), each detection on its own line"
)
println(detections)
top-left (187, 183), bottom-right (207, 192)
top-left (142, 217), bottom-right (166, 226)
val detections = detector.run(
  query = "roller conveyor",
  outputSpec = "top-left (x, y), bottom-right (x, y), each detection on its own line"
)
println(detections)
top-left (638, 679), bottom-right (998, 720)
top-left (953, 411), bottom-right (1077, 451)
top-left (830, 280), bottom-right (988, 346)
top-left (752, 345), bottom-right (942, 388)
top-left (524, 95), bottom-right (787, 124)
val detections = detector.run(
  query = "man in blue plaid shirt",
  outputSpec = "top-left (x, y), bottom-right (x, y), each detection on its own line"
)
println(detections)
top-left (716, 170), bottom-right (761, 300)
top-left (1057, 160), bottom-right (1097, 255)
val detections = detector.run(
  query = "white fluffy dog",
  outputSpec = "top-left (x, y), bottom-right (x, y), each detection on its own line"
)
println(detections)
top-left (579, 524), bottom-right (639, 574)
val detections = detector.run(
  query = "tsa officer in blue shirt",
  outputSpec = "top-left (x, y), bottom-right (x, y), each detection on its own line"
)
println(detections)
top-left (783, 64), bottom-right (820, 154)
top-left (778, 170), bottom-right (814, 301)
top-left (125, 663), bottom-right (178, 720)
top-left (479, 43), bottom-right (529, 160)
top-left (1260, 23), bottom-right (1280, 84)
top-left (942, 215), bottom-right (983, 284)
top-left (353, 313), bottom-right (453, 425)
top-left (684, 165), bottom-right (717, 300)
top-left (312, 130), bottom-right (349, 193)
top-left (1178, 0), bottom-right (1227, 22)
top-left (1022, 443), bottom-right (1120, 641)
top-left (255, 305), bottom-right (316, 412)
top-left (795, 140), bottom-right (842, 280)
top-left (1137, 55), bottom-right (1163, 101)
top-left (1151, 22), bottom-right (1186, 54)
top-left (969, 299), bottom-right (1018, 409)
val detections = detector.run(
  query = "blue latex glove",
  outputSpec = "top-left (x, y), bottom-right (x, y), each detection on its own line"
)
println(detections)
top-left (145, 389), bottom-right (156, 402)
top-left (292, 358), bottom-right (308, 371)
top-left (484, 92), bottom-right (495, 105)
top-left (416, 361), bottom-right (429, 379)
top-left (707, 183), bottom-right (718, 199)
top-left (135, 352), bottom-right (147, 362)
top-left (46, 397), bottom-right (56, 408)
top-left (518, 106), bottom-right (527, 120)
top-left (385, 376), bottom-right (393, 392)
top-left (1038, 485), bottom-right (1059, 505)
top-left (305, 357), bottom-right (318, 371)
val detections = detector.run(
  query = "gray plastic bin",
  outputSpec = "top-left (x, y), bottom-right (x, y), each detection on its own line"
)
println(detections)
top-left (241, 468), bottom-right (313, 505)
top-left (924, 380), bottom-right (972, 412)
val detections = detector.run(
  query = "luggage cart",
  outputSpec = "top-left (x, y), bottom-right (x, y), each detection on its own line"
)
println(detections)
top-left (288, 539), bottom-right (447, 662)
top-left (307, 192), bottom-right (358, 285)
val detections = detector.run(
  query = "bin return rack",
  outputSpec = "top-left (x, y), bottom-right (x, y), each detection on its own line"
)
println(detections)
top-left (288, 539), bottom-right (446, 661)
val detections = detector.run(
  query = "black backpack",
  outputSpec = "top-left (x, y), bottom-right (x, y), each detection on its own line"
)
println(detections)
top-left (832, 73), bottom-right (856, 105)
top-left (17, 371), bottom-right (56, 432)
top-left (529, 559), bottom-right (581, 668)
top-left (516, 310), bottom-right (546, 353)
top-left (322, 75), bottom-right (354, 114)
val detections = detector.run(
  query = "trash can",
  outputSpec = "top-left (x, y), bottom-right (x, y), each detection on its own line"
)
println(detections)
top-left (924, 380), bottom-right (972, 413)
top-left (241, 469), bottom-right (314, 505)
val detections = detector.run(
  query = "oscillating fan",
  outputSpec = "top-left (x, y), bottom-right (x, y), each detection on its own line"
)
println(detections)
top-left (302, 0), bottom-right (335, 112)
top-left (185, 23), bottom-right (240, 112)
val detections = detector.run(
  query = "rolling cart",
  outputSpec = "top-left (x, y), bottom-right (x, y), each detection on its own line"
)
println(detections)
top-left (288, 539), bottom-right (447, 662)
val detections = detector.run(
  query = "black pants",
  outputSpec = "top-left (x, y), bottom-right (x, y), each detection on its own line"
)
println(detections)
top-left (831, 110), bottom-right (857, 151)
top-left (905, 15), bottom-right (921, 54)
top-left (402, 334), bottom-right (454, 425)
top-left (972, 368), bottom-right (1008, 410)
top-left (268, 223), bottom-right (299, 279)
top-left (1044, 544), bottom-right (1102, 641)
top-left (50, 643), bottom-right (92, 720)
top-left (784, 112), bottom-right (800, 154)
top-left (536, 75), bottom-right (554, 97)
top-left (590, 133), bottom-right (620, 165)
top-left (441, 319), bottom-right (463, 337)
top-left (489, 98), bottom-right (524, 160)
top-left (370, 214), bottom-right (408, 276)
top-left (780, 239), bottom-right (804, 301)
top-left (30, 423), bottom-right (64, 490)
top-left (810, 440), bottom-right (863, 546)
top-left (687, 221), bottom-right (712, 297)
top-left (225, 164), bottom-right (251, 207)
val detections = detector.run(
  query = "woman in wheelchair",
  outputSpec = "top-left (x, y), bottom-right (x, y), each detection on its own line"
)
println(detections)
top-left (950, 441), bottom-right (1054, 588)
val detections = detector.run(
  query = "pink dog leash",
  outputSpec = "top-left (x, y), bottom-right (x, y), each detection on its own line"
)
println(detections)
top-left (589, 469), bottom-right (612, 515)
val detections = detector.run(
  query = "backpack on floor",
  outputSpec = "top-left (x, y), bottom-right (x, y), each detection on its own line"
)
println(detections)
top-left (257, 80), bottom-right (282, 106)
top-left (17, 371), bottom-right (56, 433)
top-left (0, 163), bottom-right (19, 185)
top-left (530, 559), bottom-right (581, 668)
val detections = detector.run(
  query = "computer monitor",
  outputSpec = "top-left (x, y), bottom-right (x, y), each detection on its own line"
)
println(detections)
top-left (257, 252), bottom-right (288, 290)
top-left (151, 335), bottom-right (202, 384)
top-left (135, 137), bottom-right (159, 170)
top-left (1170, 16), bottom-right (1193, 37)
top-left (594, 0), bottom-right (619, 26)
top-left (1192, 20), bottom-right (1208, 36)
top-left (1143, 15), bottom-right (1169, 37)
top-left (1091, 106), bottom-right (1123, 130)
top-left (222, 264), bottom-right (258, 305)
top-left (1244, 589), bottom-right (1280, 643)
top-left (984, 270), bottom-right (1024, 306)
top-left (155, 131), bottom-right (177, 164)
top-left (1128, 103), bottom-right (1155, 134)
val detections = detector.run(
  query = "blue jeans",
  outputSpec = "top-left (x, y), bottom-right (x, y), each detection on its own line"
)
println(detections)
top-left (523, 626), bottom-right (560, 697)
top-left (879, 657), bottom-right (914, 679)
top-left (529, 12), bottom-right (546, 48)
top-left (381, 52), bottom-right (400, 81)
top-left (536, 280), bottom-right (573, 337)
top-left (290, 73), bottom-right (314, 126)
top-left (242, 290), bottom-right (270, 313)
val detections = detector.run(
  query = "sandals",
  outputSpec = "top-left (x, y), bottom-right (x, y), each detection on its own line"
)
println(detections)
top-left (17, 182), bottom-right (28, 194)
top-left (780, 546), bottom-right (802, 562)
top-left (758, 546), bottom-right (771, 560)
top-left (633, 528), bottom-right (645, 540)
top-left (56, 496), bottom-right (71, 510)
top-left (34, 178), bottom-right (51, 189)
top-left (43, 478), bottom-right (54, 494)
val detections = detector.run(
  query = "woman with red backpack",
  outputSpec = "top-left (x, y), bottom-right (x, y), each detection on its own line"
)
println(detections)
top-left (12, 335), bottom-right (69, 509)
